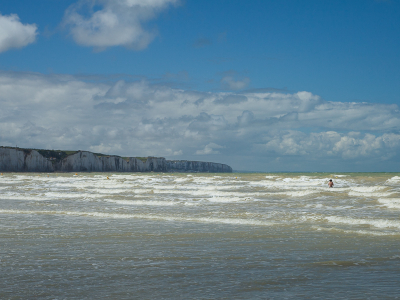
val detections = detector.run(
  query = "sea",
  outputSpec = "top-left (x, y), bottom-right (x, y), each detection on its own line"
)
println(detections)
top-left (1, 172), bottom-right (400, 299)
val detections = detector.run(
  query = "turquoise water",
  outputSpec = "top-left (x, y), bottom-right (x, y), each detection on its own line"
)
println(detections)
top-left (1, 172), bottom-right (400, 299)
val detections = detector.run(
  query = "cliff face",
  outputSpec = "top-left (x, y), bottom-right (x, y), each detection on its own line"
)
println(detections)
top-left (167, 160), bottom-right (232, 173)
top-left (0, 148), bottom-right (53, 172)
top-left (0, 147), bottom-right (232, 173)
top-left (57, 152), bottom-right (167, 172)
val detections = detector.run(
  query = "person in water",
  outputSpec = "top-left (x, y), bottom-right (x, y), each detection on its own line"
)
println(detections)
top-left (328, 179), bottom-right (334, 188)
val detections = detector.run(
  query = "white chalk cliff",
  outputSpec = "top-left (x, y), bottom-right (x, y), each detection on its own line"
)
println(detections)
top-left (0, 147), bottom-right (232, 173)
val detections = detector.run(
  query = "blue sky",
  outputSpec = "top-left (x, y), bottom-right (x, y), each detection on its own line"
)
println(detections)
top-left (0, 0), bottom-right (400, 171)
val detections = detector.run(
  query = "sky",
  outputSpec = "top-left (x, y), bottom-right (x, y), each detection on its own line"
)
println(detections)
top-left (0, 0), bottom-right (400, 172)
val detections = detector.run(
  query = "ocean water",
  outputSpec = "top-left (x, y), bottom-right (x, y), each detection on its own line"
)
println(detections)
top-left (1, 172), bottom-right (400, 299)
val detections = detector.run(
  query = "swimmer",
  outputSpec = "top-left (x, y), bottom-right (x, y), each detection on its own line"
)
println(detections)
top-left (328, 179), bottom-right (334, 188)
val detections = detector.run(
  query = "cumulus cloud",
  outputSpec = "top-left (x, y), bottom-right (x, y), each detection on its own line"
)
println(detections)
top-left (1, 71), bottom-right (400, 170)
top-left (265, 131), bottom-right (400, 159)
top-left (63, 0), bottom-right (178, 49)
top-left (196, 143), bottom-right (224, 155)
top-left (0, 13), bottom-right (37, 53)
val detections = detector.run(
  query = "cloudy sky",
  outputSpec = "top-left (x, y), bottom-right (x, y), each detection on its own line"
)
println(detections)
top-left (0, 0), bottom-right (400, 172)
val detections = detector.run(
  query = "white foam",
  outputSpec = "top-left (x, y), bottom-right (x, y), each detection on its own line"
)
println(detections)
top-left (1, 190), bottom-right (104, 201)
top-left (281, 190), bottom-right (320, 197)
top-left (90, 188), bottom-right (134, 194)
top-left (329, 187), bottom-right (350, 191)
top-left (3, 173), bottom-right (400, 233)
top-left (311, 226), bottom-right (397, 236)
top-left (0, 209), bottom-right (275, 226)
top-left (174, 177), bottom-right (191, 183)
top-left (350, 186), bottom-right (385, 193)
top-left (282, 176), bottom-right (327, 184)
top-left (192, 217), bottom-right (274, 226)
top-left (251, 176), bottom-right (348, 189)
top-left (183, 201), bottom-right (200, 206)
top-left (44, 191), bottom-right (90, 199)
top-left (126, 189), bottom-right (155, 194)
top-left (378, 198), bottom-right (400, 209)
top-left (192, 177), bottom-right (221, 185)
top-left (386, 176), bottom-right (400, 183)
top-left (1, 194), bottom-right (50, 201)
top-left (153, 184), bottom-right (240, 192)
top-left (207, 196), bottom-right (252, 203)
top-left (108, 200), bottom-right (179, 206)
top-left (144, 189), bottom-right (248, 198)
top-left (326, 216), bottom-right (400, 229)
top-left (348, 191), bottom-right (394, 197)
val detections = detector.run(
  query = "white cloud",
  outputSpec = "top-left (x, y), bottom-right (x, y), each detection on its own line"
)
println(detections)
top-left (0, 14), bottom-right (37, 53)
top-left (221, 76), bottom-right (250, 90)
top-left (265, 131), bottom-right (400, 160)
top-left (164, 148), bottom-right (183, 156)
top-left (195, 143), bottom-right (224, 155)
top-left (1, 71), bottom-right (400, 170)
top-left (63, 0), bottom-right (178, 49)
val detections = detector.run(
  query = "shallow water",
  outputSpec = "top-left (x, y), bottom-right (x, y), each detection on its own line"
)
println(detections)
top-left (1, 172), bottom-right (400, 299)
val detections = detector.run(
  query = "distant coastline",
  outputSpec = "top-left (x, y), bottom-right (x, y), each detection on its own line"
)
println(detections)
top-left (0, 146), bottom-right (232, 173)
